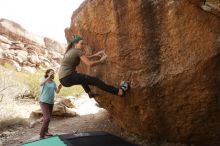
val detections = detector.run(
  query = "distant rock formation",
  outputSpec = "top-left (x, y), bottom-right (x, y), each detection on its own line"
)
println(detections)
top-left (0, 19), bottom-right (45, 47)
top-left (0, 19), bottom-right (65, 73)
top-left (65, 0), bottom-right (220, 146)
top-left (44, 37), bottom-right (65, 54)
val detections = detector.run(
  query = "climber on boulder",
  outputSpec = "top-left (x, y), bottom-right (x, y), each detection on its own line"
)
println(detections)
top-left (59, 35), bottom-right (129, 98)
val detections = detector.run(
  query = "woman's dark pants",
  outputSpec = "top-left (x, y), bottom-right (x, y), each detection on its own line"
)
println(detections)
top-left (39, 102), bottom-right (53, 138)
top-left (60, 72), bottom-right (119, 95)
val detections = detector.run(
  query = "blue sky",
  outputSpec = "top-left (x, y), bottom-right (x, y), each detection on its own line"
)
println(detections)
top-left (0, 0), bottom-right (85, 43)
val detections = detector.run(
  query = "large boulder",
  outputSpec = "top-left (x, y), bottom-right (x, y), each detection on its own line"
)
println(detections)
top-left (10, 41), bottom-right (24, 50)
top-left (2, 50), bottom-right (15, 60)
top-left (13, 56), bottom-right (23, 64)
top-left (0, 48), bottom-right (4, 58)
top-left (65, 0), bottom-right (220, 146)
top-left (0, 42), bottom-right (10, 50)
top-left (28, 54), bottom-right (41, 65)
top-left (0, 35), bottom-right (11, 44)
top-left (15, 50), bottom-right (28, 62)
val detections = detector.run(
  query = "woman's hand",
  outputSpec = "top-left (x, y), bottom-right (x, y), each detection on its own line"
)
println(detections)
top-left (100, 54), bottom-right (107, 63)
top-left (88, 50), bottom-right (105, 58)
top-left (95, 50), bottom-right (105, 57)
top-left (80, 51), bottom-right (107, 67)
top-left (58, 84), bottom-right (62, 89)
top-left (56, 84), bottom-right (63, 94)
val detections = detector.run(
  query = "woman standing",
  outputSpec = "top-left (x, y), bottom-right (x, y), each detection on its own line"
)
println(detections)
top-left (59, 35), bottom-right (129, 98)
top-left (39, 69), bottom-right (62, 139)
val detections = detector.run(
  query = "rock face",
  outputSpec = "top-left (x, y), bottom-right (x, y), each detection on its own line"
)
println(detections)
top-left (65, 0), bottom-right (220, 146)
top-left (0, 19), bottom-right (64, 73)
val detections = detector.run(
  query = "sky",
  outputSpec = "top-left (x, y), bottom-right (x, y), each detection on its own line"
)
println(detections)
top-left (0, 0), bottom-right (85, 43)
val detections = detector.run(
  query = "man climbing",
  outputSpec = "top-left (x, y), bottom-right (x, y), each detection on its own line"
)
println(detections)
top-left (59, 35), bottom-right (129, 98)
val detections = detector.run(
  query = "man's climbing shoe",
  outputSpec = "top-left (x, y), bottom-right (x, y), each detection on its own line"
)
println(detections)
top-left (119, 81), bottom-right (130, 96)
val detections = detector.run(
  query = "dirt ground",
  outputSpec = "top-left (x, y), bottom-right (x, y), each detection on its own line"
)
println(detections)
top-left (0, 95), bottom-right (189, 146)
top-left (0, 94), bottom-right (146, 146)
top-left (0, 109), bottom-right (127, 146)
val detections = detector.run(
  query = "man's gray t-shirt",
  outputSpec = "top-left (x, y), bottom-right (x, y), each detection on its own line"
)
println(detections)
top-left (59, 48), bottom-right (84, 79)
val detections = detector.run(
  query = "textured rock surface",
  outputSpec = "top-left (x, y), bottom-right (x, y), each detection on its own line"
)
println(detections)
top-left (65, 0), bottom-right (220, 146)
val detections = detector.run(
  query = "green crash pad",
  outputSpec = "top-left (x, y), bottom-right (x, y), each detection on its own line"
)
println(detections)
top-left (22, 136), bottom-right (66, 146)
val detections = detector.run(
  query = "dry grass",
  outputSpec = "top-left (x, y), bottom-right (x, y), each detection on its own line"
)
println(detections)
top-left (0, 66), bottom-right (32, 130)
top-left (0, 65), bottom-right (84, 130)
top-left (2, 63), bottom-right (85, 98)
top-left (15, 70), bottom-right (43, 98)
top-left (14, 69), bottom-right (84, 98)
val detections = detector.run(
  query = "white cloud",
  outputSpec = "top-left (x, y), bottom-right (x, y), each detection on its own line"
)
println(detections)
top-left (0, 0), bottom-right (85, 43)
